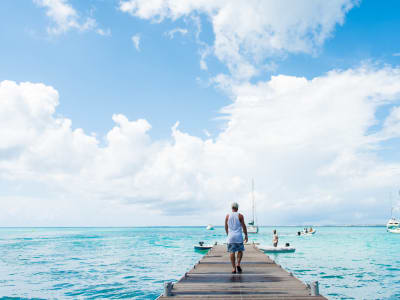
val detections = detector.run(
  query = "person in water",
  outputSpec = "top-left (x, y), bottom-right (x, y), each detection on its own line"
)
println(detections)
top-left (273, 229), bottom-right (279, 247)
top-left (225, 202), bottom-right (248, 274)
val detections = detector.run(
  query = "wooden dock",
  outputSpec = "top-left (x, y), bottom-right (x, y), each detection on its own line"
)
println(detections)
top-left (158, 244), bottom-right (327, 299)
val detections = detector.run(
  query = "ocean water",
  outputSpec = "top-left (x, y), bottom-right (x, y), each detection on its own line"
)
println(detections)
top-left (0, 227), bottom-right (399, 299)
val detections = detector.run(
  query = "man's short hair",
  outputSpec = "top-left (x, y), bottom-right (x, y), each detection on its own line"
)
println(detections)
top-left (231, 202), bottom-right (239, 209)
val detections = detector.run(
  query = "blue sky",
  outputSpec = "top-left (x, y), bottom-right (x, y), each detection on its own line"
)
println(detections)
top-left (1, 0), bottom-right (399, 140)
top-left (1, 0), bottom-right (229, 140)
top-left (1, 0), bottom-right (400, 226)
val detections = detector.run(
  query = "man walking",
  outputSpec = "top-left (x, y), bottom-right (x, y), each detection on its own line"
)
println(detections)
top-left (225, 202), bottom-right (248, 273)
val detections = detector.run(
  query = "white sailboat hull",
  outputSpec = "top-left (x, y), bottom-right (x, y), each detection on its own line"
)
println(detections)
top-left (247, 225), bottom-right (259, 234)
top-left (387, 218), bottom-right (400, 233)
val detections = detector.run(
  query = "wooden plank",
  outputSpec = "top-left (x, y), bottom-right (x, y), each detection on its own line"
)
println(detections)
top-left (157, 244), bottom-right (327, 300)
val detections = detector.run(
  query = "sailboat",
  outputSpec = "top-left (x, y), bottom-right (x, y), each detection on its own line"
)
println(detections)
top-left (387, 218), bottom-right (400, 233)
top-left (387, 190), bottom-right (400, 233)
top-left (247, 179), bottom-right (259, 234)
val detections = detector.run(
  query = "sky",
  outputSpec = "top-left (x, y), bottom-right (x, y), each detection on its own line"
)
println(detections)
top-left (1, 0), bottom-right (400, 226)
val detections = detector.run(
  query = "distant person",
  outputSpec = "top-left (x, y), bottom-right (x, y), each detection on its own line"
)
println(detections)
top-left (309, 227), bottom-right (313, 233)
top-left (304, 228), bottom-right (308, 233)
top-left (225, 202), bottom-right (248, 274)
top-left (273, 229), bottom-right (279, 247)
top-left (297, 231), bottom-right (301, 236)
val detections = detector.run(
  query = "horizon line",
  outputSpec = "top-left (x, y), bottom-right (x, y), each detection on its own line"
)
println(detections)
top-left (0, 224), bottom-right (387, 228)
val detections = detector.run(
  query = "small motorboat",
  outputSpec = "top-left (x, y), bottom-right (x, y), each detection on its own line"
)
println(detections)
top-left (259, 244), bottom-right (296, 253)
top-left (194, 241), bottom-right (213, 250)
top-left (297, 230), bottom-right (316, 236)
top-left (206, 224), bottom-right (214, 230)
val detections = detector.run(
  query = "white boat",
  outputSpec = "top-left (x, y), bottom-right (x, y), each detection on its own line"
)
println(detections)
top-left (248, 224), bottom-right (258, 234)
top-left (206, 224), bottom-right (214, 230)
top-left (297, 228), bottom-right (316, 236)
top-left (194, 241), bottom-right (213, 250)
top-left (259, 245), bottom-right (296, 253)
top-left (387, 191), bottom-right (400, 234)
top-left (387, 217), bottom-right (400, 233)
top-left (247, 179), bottom-right (259, 234)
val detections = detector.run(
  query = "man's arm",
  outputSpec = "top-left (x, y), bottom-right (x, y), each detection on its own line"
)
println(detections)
top-left (225, 214), bottom-right (229, 235)
top-left (238, 214), bottom-right (248, 243)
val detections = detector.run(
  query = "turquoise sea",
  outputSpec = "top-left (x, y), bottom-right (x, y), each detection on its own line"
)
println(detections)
top-left (0, 226), bottom-right (399, 299)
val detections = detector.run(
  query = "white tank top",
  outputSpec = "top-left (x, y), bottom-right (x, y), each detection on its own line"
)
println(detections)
top-left (227, 212), bottom-right (243, 243)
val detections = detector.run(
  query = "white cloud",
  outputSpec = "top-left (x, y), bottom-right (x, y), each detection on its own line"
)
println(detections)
top-left (119, 0), bottom-right (359, 78)
top-left (393, 53), bottom-right (400, 57)
top-left (132, 34), bottom-right (141, 51)
top-left (96, 28), bottom-right (111, 37)
top-left (2, 65), bottom-right (400, 225)
top-left (166, 27), bottom-right (188, 39)
top-left (34, 0), bottom-right (108, 35)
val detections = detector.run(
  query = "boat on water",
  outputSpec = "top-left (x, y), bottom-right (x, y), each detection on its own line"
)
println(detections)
top-left (248, 223), bottom-right (258, 234)
top-left (206, 224), bottom-right (214, 230)
top-left (194, 241), bottom-right (213, 250)
top-left (387, 217), bottom-right (400, 233)
top-left (297, 227), bottom-right (316, 236)
top-left (259, 244), bottom-right (296, 253)
top-left (247, 179), bottom-right (259, 234)
top-left (299, 230), bottom-right (316, 236)
top-left (387, 191), bottom-right (400, 234)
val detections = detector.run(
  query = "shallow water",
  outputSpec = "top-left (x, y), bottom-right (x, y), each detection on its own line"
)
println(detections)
top-left (0, 227), bottom-right (399, 299)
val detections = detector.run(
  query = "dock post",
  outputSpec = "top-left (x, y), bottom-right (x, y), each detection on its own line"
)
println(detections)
top-left (163, 282), bottom-right (173, 296)
top-left (310, 281), bottom-right (320, 296)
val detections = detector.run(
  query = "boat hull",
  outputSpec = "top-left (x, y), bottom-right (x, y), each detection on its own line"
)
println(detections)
top-left (259, 246), bottom-right (296, 253)
top-left (297, 230), bottom-right (316, 236)
top-left (387, 218), bottom-right (399, 233)
top-left (300, 230), bottom-right (316, 236)
top-left (247, 225), bottom-right (259, 234)
top-left (386, 218), bottom-right (400, 233)
top-left (194, 245), bottom-right (212, 250)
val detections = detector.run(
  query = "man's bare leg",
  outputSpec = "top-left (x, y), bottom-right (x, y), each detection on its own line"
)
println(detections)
top-left (230, 252), bottom-right (236, 272)
top-left (237, 251), bottom-right (243, 267)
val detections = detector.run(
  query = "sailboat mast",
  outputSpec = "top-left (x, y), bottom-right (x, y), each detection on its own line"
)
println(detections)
top-left (252, 179), bottom-right (255, 223)
top-left (390, 190), bottom-right (393, 218)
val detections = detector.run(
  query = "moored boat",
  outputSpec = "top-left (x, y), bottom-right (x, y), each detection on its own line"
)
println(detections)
top-left (387, 190), bottom-right (400, 234)
top-left (297, 227), bottom-right (316, 236)
top-left (194, 241), bottom-right (213, 250)
top-left (259, 245), bottom-right (296, 253)
top-left (387, 217), bottom-right (400, 233)
top-left (301, 230), bottom-right (316, 236)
